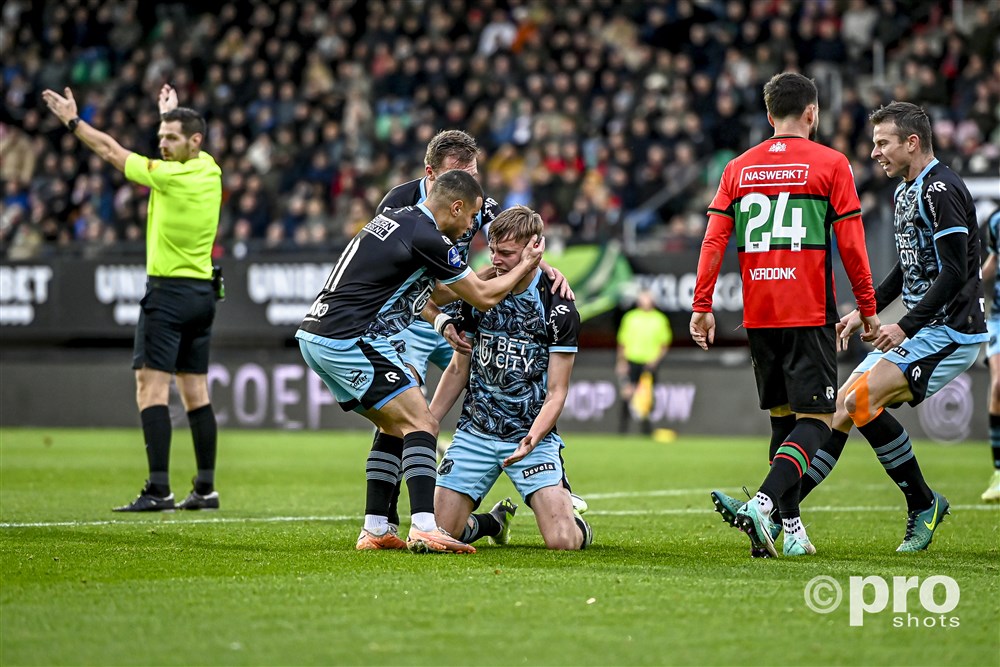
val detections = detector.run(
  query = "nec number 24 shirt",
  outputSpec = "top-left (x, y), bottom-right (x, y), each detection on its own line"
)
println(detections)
top-left (694, 136), bottom-right (876, 328)
top-left (299, 204), bottom-right (471, 341)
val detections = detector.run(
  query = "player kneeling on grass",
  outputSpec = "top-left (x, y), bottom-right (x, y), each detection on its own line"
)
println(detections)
top-left (429, 206), bottom-right (593, 550)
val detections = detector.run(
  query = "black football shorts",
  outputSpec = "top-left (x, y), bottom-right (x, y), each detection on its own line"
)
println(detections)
top-left (133, 277), bottom-right (216, 374)
top-left (746, 324), bottom-right (837, 414)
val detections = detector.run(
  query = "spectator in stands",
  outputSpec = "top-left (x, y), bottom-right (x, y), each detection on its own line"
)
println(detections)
top-left (1, 0), bottom-right (996, 255)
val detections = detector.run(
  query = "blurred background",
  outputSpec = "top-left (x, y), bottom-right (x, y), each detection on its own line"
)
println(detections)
top-left (1, 0), bottom-right (997, 439)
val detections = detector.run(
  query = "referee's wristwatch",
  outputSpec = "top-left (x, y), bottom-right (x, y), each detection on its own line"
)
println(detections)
top-left (66, 117), bottom-right (81, 132)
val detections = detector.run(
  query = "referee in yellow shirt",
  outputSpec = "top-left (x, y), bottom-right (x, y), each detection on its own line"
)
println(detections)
top-left (43, 84), bottom-right (223, 512)
top-left (616, 289), bottom-right (673, 435)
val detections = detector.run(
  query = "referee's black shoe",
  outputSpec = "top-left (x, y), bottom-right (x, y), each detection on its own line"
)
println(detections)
top-left (113, 483), bottom-right (175, 512)
top-left (177, 486), bottom-right (220, 511)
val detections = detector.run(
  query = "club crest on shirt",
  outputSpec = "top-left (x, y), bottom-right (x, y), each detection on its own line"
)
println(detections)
top-left (477, 332), bottom-right (494, 365)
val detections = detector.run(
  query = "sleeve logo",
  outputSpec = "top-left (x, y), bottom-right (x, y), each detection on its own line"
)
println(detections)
top-left (447, 246), bottom-right (462, 267)
top-left (362, 215), bottom-right (400, 240)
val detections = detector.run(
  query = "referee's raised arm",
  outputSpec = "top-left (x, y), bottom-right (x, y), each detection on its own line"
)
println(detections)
top-left (41, 86), bottom-right (132, 172)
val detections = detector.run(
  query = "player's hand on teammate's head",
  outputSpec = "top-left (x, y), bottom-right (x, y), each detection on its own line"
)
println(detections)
top-left (475, 263), bottom-right (498, 281)
top-left (521, 235), bottom-right (545, 266)
top-left (41, 87), bottom-right (78, 125)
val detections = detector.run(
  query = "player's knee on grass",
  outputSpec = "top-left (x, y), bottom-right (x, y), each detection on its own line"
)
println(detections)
top-left (531, 486), bottom-right (585, 550)
top-left (541, 519), bottom-right (585, 550)
top-left (434, 487), bottom-right (473, 536)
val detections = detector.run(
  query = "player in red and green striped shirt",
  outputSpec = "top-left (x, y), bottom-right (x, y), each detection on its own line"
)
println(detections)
top-left (691, 72), bottom-right (879, 557)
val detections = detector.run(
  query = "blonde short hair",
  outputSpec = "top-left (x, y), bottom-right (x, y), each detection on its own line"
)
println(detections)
top-left (489, 205), bottom-right (543, 246)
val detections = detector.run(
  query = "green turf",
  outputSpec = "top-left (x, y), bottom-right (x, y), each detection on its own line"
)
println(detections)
top-left (1, 428), bottom-right (997, 666)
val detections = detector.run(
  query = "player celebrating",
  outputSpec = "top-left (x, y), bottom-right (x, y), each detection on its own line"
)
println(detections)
top-left (296, 170), bottom-right (544, 553)
top-left (430, 206), bottom-right (593, 550)
top-left (691, 72), bottom-right (879, 557)
top-left (803, 102), bottom-right (988, 550)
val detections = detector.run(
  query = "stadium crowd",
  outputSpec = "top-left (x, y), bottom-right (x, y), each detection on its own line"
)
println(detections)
top-left (1, 0), bottom-right (997, 260)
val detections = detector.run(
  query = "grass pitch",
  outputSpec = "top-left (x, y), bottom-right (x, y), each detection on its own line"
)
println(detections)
top-left (1, 428), bottom-right (998, 666)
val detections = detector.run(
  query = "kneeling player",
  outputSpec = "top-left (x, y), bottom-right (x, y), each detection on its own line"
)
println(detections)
top-left (429, 206), bottom-right (592, 550)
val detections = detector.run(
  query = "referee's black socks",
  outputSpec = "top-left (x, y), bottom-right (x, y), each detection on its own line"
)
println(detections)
top-left (187, 404), bottom-right (217, 494)
top-left (141, 405), bottom-right (172, 496)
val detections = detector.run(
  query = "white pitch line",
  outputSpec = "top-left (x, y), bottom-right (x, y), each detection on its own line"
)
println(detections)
top-left (585, 489), bottom-right (710, 499)
top-left (0, 515), bottom-right (358, 529)
top-left (592, 505), bottom-right (998, 516)
top-left (0, 504), bottom-right (994, 529)
top-left (585, 484), bottom-right (896, 500)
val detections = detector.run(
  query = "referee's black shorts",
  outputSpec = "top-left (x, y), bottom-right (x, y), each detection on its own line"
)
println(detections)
top-left (746, 324), bottom-right (837, 414)
top-left (625, 360), bottom-right (657, 385)
top-left (133, 276), bottom-right (216, 374)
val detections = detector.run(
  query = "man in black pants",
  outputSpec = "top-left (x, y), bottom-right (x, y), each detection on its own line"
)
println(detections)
top-left (43, 83), bottom-right (223, 512)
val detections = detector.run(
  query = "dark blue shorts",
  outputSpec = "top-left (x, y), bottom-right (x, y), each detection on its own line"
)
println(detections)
top-left (132, 277), bottom-right (216, 374)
